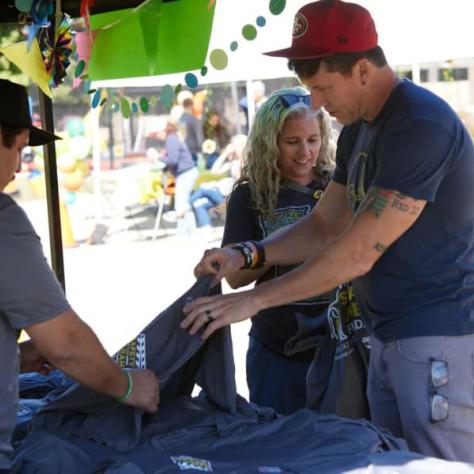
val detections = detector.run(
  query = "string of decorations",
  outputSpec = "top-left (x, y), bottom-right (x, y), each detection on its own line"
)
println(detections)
top-left (12, 0), bottom-right (287, 118)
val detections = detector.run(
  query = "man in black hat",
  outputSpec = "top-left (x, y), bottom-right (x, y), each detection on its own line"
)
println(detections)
top-left (0, 79), bottom-right (160, 471)
top-left (182, 0), bottom-right (474, 463)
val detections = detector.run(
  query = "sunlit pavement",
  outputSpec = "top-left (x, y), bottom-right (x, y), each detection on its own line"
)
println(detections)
top-left (20, 196), bottom-right (250, 400)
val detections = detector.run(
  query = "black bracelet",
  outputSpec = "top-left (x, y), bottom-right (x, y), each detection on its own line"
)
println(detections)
top-left (231, 243), bottom-right (253, 269)
top-left (232, 240), bottom-right (266, 270)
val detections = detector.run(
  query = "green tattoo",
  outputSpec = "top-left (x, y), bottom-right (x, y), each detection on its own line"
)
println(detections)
top-left (358, 187), bottom-right (392, 218)
top-left (374, 242), bottom-right (387, 253)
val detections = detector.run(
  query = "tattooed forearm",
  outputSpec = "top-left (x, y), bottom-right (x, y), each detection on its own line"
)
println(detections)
top-left (392, 193), bottom-right (422, 216)
top-left (357, 187), bottom-right (392, 218)
top-left (374, 242), bottom-right (387, 254)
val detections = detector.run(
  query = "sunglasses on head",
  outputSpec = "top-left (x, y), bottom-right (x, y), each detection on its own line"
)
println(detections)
top-left (278, 93), bottom-right (311, 109)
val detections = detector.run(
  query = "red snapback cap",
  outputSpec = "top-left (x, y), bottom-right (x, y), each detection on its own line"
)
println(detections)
top-left (264, 0), bottom-right (378, 59)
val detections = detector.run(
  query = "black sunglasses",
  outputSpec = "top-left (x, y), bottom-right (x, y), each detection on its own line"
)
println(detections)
top-left (278, 93), bottom-right (311, 109)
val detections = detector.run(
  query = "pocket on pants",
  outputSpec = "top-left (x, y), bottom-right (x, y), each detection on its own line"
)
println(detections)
top-left (396, 337), bottom-right (444, 364)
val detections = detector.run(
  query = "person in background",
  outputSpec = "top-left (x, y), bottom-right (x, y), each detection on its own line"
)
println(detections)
top-left (202, 110), bottom-right (231, 170)
top-left (239, 80), bottom-right (268, 134)
top-left (0, 79), bottom-right (159, 472)
top-left (179, 97), bottom-right (204, 165)
top-left (220, 87), bottom-right (335, 414)
top-left (182, 0), bottom-right (474, 462)
top-left (188, 181), bottom-right (227, 236)
top-left (159, 118), bottom-right (199, 235)
top-left (188, 134), bottom-right (247, 235)
top-left (210, 133), bottom-right (247, 182)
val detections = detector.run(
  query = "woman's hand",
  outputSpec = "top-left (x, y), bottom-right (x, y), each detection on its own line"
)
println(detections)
top-left (194, 247), bottom-right (245, 285)
top-left (181, 290), bottom-right (259, 339)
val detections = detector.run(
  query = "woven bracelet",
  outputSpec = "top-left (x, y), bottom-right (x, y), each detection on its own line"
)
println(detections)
top-left (117, 370), bottom-right (133, 402)
top-left (247, 240), bottom-right (266, 269)
top-left (232, 241), bottom-right (266, 269)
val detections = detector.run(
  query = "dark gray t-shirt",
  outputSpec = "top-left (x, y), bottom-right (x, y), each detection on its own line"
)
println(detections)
top-left (179, 111), bottom-right (203, 155)
top-left (0, 193), bottom-right (69, 469)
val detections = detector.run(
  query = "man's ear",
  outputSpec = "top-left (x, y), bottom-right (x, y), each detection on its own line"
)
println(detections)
top-left (357, 59), bottom-right (370, 86)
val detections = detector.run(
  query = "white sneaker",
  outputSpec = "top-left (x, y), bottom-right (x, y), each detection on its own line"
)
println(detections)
top-left (162, 210), bottom-right (179, 223)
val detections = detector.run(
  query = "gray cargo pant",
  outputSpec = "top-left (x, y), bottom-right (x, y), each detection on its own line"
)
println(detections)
top-left (368, 334), bottom-right (474, 463)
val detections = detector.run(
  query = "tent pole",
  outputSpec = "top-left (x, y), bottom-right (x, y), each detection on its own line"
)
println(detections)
top-left (91, 103), bottom-right (102, 221)
top-left (230, 81), bottom-right (242, 135)
top-left (411, 63), bottom-right (421, 84)
top-left (38, 89), bottom-right (66, 292)
top-left (246, 80), bottom-right (256, 131)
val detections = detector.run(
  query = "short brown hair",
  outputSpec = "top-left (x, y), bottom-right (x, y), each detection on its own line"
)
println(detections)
top-left (0, 123), bottom-right (28, 149)
top-left (288, 46), bottom-right (387, 79)
top-left (182, 97), bottom-right (194, 109)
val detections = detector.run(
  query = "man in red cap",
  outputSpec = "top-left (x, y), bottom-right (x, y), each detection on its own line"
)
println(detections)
top-left (0, 79), bottom-right (160, 472)
top-left (182, 0), bottom-right (474, 463)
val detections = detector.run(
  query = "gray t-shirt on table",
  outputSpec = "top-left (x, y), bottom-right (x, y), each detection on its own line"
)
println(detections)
top-left (0, 193), bottom-right (69, 469)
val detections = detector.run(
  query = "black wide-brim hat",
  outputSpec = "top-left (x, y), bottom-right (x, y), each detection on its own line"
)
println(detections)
top-left (0, 79), bottom-right (61, 146)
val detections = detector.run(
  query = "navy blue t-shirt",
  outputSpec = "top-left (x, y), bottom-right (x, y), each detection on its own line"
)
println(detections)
top-left (222, 181), bottom-right (330, 359)
top-left (333, 79), bottom-right (474, 342)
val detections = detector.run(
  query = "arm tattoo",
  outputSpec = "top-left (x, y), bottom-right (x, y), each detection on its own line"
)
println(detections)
top-left (357, 187), bottom-right (392, 218)
top-left (374, 242), bottom-right (387, 254)
top-left (392, 192), bottom-right (421, 216)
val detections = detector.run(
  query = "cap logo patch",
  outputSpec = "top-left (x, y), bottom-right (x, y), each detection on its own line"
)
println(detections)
top-left (293, 13), bottom-right (308, 39)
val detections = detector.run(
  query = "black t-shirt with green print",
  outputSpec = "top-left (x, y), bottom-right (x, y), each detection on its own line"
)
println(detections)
top-left (222, 181), bottom-right (330, 360)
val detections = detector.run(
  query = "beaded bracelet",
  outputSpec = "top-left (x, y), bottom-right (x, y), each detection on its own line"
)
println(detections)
top-left (117, 369), bottom-right (133, 402)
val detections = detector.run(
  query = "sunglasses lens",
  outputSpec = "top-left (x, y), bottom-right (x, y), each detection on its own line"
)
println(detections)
top-left (279, 94), bottom-right (311, 108)
top-left (430, 393), bottom-right (449, 421)
top-left (431, 360), bottom-right (448, 388)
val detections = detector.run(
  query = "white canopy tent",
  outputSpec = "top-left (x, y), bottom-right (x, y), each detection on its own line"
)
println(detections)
top-left (93, 0), bottom-right (474, 89)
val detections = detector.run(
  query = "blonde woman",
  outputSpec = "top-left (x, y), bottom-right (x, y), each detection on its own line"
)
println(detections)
top-left (220, 87), bottom-right (335, 414)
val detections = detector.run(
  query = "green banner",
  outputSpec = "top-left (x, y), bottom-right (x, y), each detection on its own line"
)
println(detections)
top-left (88, 0), bottom-right (215, 81)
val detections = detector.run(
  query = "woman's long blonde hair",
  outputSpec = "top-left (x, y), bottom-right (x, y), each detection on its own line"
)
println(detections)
top-left (235, 86), bottom-right (336, 216)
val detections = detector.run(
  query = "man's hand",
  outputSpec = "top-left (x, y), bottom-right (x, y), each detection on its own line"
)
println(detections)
top-left (194, 247), bottom-right (245, 284)
top-left (19, 340), bottom-right (53, 375)
top-left (181, 290), bottom-right (259, 339)
top-left (121, 369), bottom-right (160, 413)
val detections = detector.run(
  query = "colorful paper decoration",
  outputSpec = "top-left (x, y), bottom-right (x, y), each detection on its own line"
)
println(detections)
top-left (138, 0), bottom-right (164, 76)
top-left (80, 0), bottom-right (96, 32)
top-left (28, 0), bottom-right (53, 51)
top-left (39, 13), bottom-right (74, 88)
top-left (269, 0), bottom-right (286, 15)
top-left (87, 0), bottom-right (216, 81)
top-left (73, 30), bottom-right (97, 88)
top-left (0, 39), bottom-right (52, 97)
